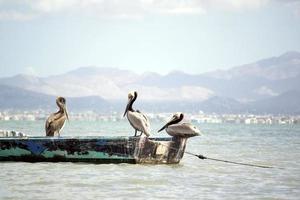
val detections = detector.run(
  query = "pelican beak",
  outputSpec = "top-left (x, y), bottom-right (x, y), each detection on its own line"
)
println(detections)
top-left (123, 101), bottom-right (129, 117)
top-left (66, 110), bottom-right (69, 122)
top-left (123, 98), bottom-right (132, 117)
top-left (158, 116), bottom-right (176, 133)
top-left (123, 108), bottom-right (127, 117)
top-left (64, 106), bottom-right (69, 122)
top-left (158, 125), bottom-right (167, 133)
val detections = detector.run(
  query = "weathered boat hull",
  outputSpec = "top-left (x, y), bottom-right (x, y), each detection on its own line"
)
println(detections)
top-left (0, 136), bottom-right (187, 164)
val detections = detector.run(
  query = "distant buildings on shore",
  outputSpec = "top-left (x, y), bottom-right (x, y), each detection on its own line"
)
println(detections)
top-left (190, 114), bottom-right (300, 125)
top-left (0, 110), bottom-right (300, 125)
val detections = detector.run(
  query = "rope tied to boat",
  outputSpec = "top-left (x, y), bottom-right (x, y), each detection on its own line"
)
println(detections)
top-left (153, 139), bottom-right (274, 169)
top-left (184, 151), bottom-right (273, 168)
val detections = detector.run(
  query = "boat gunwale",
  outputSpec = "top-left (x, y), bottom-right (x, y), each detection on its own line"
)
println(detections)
top-left (0, 136), bottom-right (173, 141)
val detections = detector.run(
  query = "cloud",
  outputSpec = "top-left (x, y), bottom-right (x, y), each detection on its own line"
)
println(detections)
top-left (0, 0), bottom-right (297, 21)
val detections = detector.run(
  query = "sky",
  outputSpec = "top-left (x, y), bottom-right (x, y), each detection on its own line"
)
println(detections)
top-left (0, 0), bottom-right (300, 77)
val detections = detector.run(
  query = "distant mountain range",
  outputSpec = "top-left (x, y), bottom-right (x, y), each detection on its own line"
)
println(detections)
top-left (0, 51), bottom-right (300, 114)
top-left (0, 85), bottom-right (110, 112)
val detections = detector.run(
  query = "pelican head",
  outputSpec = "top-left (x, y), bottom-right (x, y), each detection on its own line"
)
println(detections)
top-left (123, 91), bottom-right (137, 117)
top-left (56, 96), bottom-right (69, 121)
top-left (158, 112), bottom-right (184, 132)
top-left (172, 112), bottom-right (183, 120)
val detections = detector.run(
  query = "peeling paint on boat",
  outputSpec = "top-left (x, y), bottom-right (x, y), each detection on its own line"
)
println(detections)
top-left (0, 136), bottom-right (188, 164)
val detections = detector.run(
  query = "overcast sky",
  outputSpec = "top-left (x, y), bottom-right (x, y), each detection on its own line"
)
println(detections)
top-left (0, 0), bottom-right (300, 77)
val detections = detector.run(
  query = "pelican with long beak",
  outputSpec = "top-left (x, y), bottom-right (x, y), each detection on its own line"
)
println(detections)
top-left (45, 96), bottom-right (69, 137)
top-left (123, 91), bottom-right (150, 137)
top-left (158, 113), bottom-right (200, 138)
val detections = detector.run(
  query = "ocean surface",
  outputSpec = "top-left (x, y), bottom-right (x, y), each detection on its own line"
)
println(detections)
top-left (0, 120), bottom-right (299, 200)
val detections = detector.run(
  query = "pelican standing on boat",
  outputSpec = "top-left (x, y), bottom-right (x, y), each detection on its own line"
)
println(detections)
top-left (123, 91), bottom-right (150, 137)
top-left (45, 96), bottom-right (69, 137)
top-left (158, 113), bottom-right (200, 137)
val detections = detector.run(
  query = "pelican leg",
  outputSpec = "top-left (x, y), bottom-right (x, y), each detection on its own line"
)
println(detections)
top-left (138, 132), bottom-right (143, 136)
top-left (134, 129), bottom-right (137, 137)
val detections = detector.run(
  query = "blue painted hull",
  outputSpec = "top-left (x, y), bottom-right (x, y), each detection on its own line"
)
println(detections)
top-left (0, 136), bottom-right (188, 164)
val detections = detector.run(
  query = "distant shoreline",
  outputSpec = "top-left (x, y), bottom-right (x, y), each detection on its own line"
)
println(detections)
top-left (1, 111), bottom-right (299, 125)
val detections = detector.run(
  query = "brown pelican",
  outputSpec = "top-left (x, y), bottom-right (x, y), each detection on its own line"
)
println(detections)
top-left (158, 113), bottom-right (200, 137)
top-left (123, 91), bottom-right (150, 137)
top-left (45, 96), bottom-right (69, 137)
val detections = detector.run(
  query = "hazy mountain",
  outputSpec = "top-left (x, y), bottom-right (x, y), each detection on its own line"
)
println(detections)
top-left (0, 85), bottom-right (109, 112)
top-left (205, 51), bottom-right (300, 80)
top-left (1, 84), bottom-right (299, 114)
top-left (0, 51), bottom-right (300, 114)
top-left (133, 52), bottom-right (300, 101)
top-left (248, 90), bottom-right (300, 114)
top-left (67, 96), bottom-right (110, 112)
top-left (202, 51), bottom-right (300, 101)
top-left (0, 84), bottom-right (53, 110)
top-left (0, 68), bottom-right (216, 102)
top-left (0, 74), bottom-right (55, 95)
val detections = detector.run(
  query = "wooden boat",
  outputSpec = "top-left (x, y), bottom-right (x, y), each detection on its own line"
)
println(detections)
top-left (0, 136), bottom-right (188, 164)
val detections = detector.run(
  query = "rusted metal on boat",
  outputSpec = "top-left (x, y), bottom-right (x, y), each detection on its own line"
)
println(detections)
top-left (0, 136), bottom-right (188, 164)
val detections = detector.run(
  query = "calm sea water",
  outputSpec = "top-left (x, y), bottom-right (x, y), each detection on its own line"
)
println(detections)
top-left (0, 120), bottom-right (299, 200)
